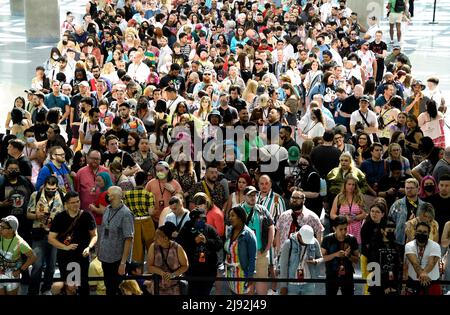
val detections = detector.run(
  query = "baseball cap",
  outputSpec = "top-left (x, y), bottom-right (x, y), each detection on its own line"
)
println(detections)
top-left (244, 186), bottom-right (258, 195)
top-left (195, 23), bottom-right (203, 30)
top-left (299, 225), bottom-right (315, 245)
top-left (2, 215), bottom-right (19, 233)
top-left (393, 44), bottom-right (401, 50)
top-left (157, 161), bottom-right (170, 169)
top-left (78, 81), bottom-right (89, 87)
top-left (360, 95), bottom-right (370, 102)
top-left (288, 146), bottom-right (300, 163)
top-left (24, 88), bottom-right (37, 94)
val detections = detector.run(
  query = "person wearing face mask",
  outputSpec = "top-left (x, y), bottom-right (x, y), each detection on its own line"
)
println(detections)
top-left (26, 175), bottom-right (65, 295)
top-left (279, 224), bottom-right (323, 295)
top-left (176, 208), bottom-right (223, 295)
top-left (366, 219), bottom-right (403, 295)
top-left (405, 202), bottom-right (440, 244)
top-left (275, 189), bottom-right (324, 260)
top-left (404, 222), bottom-right (442, 295)
top-left (145, 161), bottom-right (182, 228)
top-left (0, 159), bottom-right (35, 243)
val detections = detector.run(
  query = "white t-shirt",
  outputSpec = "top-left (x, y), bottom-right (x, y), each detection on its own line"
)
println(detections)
top-left (405, 239), bottom-right (441, 281)
top-left (350, 109), bottom-right (378, 135)
top-left (164, 209), bottom-right (190, 231)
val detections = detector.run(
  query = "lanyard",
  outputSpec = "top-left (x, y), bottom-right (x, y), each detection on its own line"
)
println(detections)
top-left (107, 205), bottom-right (123, 226)
top-left (1, 236), bottom-right (15, 256)
top-left (158, 180), bottom-right (166, 196)
top-left (416, 241), bottom-right (427, 266)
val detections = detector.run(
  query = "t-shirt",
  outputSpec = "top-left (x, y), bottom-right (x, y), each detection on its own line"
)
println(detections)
top-left (243, 203), bottom-right (262, 251)
top-left (340, 95), bottom-right (360, 115)
top-left (405, 239), bottom-right (441, 281)
top-left (101, 150), bottom-right (136, 168)
top-left (164, 210), bottom-right (190, 231)
top-left (44, 93), bottom-right (70, 116)
top-left (50, 210), bottom-right (96, 257)
top-left (0, 235), bottom-right (32, 268)
top-left (321, 233), bottom-right (359, 277)
top-left (360, 159), bottom-right (386, 187)
top-left (369, 41), bottom-right (387, 61)
top-left (350, 109), bottom-right (378, 137)
top-left (310, 145), bottom-right (341, 178)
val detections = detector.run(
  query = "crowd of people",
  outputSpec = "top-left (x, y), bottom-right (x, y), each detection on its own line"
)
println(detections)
top-left (0, 0), bottom-right (449, 296)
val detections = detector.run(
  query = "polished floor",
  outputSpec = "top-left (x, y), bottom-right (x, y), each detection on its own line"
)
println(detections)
top-left (0, 0), bottom-right (449, 145)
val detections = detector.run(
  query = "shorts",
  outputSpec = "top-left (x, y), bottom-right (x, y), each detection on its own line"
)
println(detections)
top-left (0, 270), bottom-right (20, 292)
top-left (255, 252), bottom-right (269, 278)
top-left (389, 12), bottom-right (403, 24)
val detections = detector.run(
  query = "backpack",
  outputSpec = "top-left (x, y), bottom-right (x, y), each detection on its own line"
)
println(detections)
top-left (45, 163), bottom-right (75, 193)
top-left (307, 172), bottom-right (327, 197)
top-left (394, 0), bottom-right (405, 12)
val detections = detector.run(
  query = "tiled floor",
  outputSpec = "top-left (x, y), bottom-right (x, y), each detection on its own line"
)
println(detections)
top-left (0, 0), bottom-right (449, 144)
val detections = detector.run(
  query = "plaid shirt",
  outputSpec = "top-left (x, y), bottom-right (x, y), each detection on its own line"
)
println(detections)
top-left (124, 187), bottom-right (155, 218)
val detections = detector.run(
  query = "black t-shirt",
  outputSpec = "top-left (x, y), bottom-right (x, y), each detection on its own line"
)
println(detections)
top-left (105, 128), bottom-right (129, 147)
top-left (321, 233), bottom-right (359, 277)
top-left (50, 210), bottom-right (96, 257)
top-left (424, 194), bottom-right (450, 239)
top-left (101, 150), bottom-right (136, 168)
top-left (299, 169), bottom-right (322, 217)
top-left (159, 74), bottom-right (186, 94)
top-left (369, 41), bottom-right (387, 61)
top-left (0, 176), bottom-right (34, 222)
top-left (218, 105), bottom-right (239, 121)
top-left (229, 98), bottom-right (247, 112)
top-left (340, 95), bottom-right (360, 114)
top-left (310, 145), bottom-right (341, 178)
top-left (33, 123), bottom-right (49, 141)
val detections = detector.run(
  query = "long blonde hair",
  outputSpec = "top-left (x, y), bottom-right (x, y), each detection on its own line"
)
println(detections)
top-left (337, 174), bottom-right (364, 207)
top-left (339, 152), bottom-right (356, 171)
top-left (242, 79), bottom-right (258, 100)
top-left (198, 96), bottom-right (212, 116)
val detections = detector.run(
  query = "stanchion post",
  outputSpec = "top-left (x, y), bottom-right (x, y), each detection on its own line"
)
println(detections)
top-left (429, 0), bottom-right (438, 24)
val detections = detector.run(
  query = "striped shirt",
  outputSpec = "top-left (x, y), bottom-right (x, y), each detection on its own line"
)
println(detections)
top-left (257, 190), bottom-right (286, 223)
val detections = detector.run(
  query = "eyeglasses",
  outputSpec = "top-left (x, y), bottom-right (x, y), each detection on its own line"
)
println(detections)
top-left (54, 153), bottom-right (65, 156)
top-left (290, 196), bottom-right (305, 200)
top-left (255, 62), bottom-right (262, 65)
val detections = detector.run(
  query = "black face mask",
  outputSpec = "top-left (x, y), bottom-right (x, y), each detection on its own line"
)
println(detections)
top-left (398, 140), bottom-right (405, 147)
top-left (415, 232), bottom-right (428, 243)
top-left (105, 194), bottom-right (110, 203)
top-left (424, 185), bottom-right (435, 193)
top-left (81, 107), bottom-right (87, 113)
top-left (62, 40), bottom-right (68, 46)
top-left (45, 190), bottom-right (56, 198)
top-left (386, 231), bottom-right (395, 242)
top-left (7, 170), bottom-right (20, 179)
top-left (87, 42), bottom-right (94, 47)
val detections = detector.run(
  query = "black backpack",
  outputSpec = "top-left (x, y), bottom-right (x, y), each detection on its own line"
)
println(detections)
top-left (394, 0), bottom-right (406, 12)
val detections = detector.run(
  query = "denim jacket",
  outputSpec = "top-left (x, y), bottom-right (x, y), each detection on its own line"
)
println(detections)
top-left (389, 197), bottom-right (425, 245)
top-left (278, 233), bottom-right (323, 288)
top-left (225, 225), bottom-right (257, 278)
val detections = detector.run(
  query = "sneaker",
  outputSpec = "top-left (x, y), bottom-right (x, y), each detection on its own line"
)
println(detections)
top-left (267, 289), bottom-right (277, 295)
top-left (41, 290), bottom-right (52, 296)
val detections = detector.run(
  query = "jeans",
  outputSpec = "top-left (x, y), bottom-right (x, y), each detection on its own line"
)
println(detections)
top-left (101, 260), bottom-right (122, 296)
top-left (28, 239), bottom-right (57, 295)
top-left (287, 283), bottom-right (316, 295)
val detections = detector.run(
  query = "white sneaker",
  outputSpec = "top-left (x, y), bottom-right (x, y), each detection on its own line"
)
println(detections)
top-left (41, 290), bottom-right (52, 295)
top-left (267, 289), bottom-right (277, 295)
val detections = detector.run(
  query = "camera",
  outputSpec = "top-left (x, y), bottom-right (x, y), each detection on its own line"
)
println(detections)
top-left (355, 121), bottom-right (365, 134)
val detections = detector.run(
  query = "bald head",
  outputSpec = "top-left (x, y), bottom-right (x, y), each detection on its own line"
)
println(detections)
top-left (354, 85), bottom-right (364, 98)
top-left (259, 175), bottom-right (272, 193)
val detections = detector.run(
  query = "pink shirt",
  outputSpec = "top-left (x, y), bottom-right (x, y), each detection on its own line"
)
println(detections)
top-left (145, 179), bottom-right (182, 222)
top-left (75, 165), bottom-right (109, 212)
